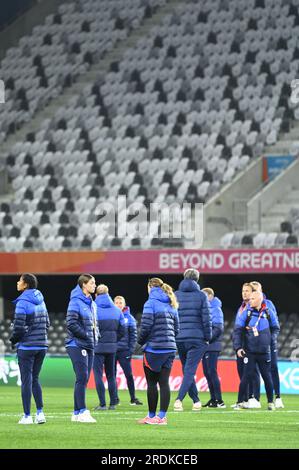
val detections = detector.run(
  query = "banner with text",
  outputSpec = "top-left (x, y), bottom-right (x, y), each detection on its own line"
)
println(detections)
top-left (0, 249), bottom-right (299, 274)
top-left (1, 356), bottom-right (299, 394)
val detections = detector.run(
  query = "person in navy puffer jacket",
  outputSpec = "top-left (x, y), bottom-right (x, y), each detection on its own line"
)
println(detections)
top-left (66, 274), bottom-right (99, 423)
top-left (233, 290), bottom-right (280, 410)
top-left (10, 273), bottom-right (50, 425)
top-left (93, 285), bottom-right (126, 411)
top-left (114, 296), bottom-right (143, 406)
top-left (250, 281), bottom-right (283, 409)
top-left (137, 278), bottom-right (179, 425)
top-left (174, 269), bottom-right (212, 412)
top-left (202, 288), bottom-right (225, 408)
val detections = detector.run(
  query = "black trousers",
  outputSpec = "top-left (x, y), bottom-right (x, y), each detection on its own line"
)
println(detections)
top-left (143, 366), bottom-right (172, 415)
top-left (17, 349), bottom-right (46, 416)
top-left (238, 352), bottom-right (273, 404)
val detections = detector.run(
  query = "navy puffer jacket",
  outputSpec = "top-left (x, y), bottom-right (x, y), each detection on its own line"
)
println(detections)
top-left (138, 287), bottom-right (179, 351)
top-left (117, 306), bottom-right (137, 355)
top-left (205, 296), bottom-right (224, 352)
top-left (175, 279), bottom-right (212, 343)
top-left (65, 285), bottom-right (98, 350)
top-left (10, 289), bottom-right (50, 348)
top-left (95, 293), bottom-right (126, 354)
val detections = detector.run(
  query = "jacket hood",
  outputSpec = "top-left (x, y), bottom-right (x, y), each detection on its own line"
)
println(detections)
top-left (210, 296), bottom-right (222, 308)
top-left (70, 285), bottom-right (92, 305)
top-left (178, 279), bottom-right (200, 292)
top-left (149, 287), bottom-right (170, 303)
top-left (13, 289), bottom-right (44, 305)
top-left (95, 293), bottom-right (115, 309)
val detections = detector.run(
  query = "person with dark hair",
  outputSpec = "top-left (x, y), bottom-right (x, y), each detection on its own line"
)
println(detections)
top-left (174, 269), bottom-right (212, 411)
top-left (93, 285), bottom-right (126, 411)
top-left (10, 274), bottom-right (50, 424)
top-left (66, 274), bottom-right (99, 423)
top-left (138, 278), bottom-right (179, 425)
top-left (114, 295), bottom-right (142, 406)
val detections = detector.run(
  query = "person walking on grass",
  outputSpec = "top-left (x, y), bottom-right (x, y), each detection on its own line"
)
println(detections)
top-left (137, 278), bottom-right (179, 425)
top-left (174, 269), bottom-right (212, 412)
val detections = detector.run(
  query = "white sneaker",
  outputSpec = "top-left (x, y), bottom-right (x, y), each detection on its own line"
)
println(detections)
top-left (35, 412), bottom-right (46, 424)
top-left (71, 414), bottom-right (79, 422)
top-left (77, 410), bottom-right (97, 423)
top-left (248, 398), bottom-right (261, 409)
top-left (275, 398), bottom-right (284, 409)
top-left (174, 399), bottom-right (183, 411)
top-left (192, 401), bottom-right (202, 411)
top-left (231, 403), bottom-right (238, 408)
top-left (234, 402), bottom-right (249, 410)
top-left (18, 415), bottom-right (33, 425)
top-left (268, 402), bottom-right (276, 411)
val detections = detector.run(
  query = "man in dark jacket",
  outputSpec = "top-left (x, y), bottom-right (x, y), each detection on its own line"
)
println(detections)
top-left (174, 269), bottom-right (212, 411)
top-left (93, 285), bottom-right (125, 410)
top-left (233, 290), bottom-right (280, 410)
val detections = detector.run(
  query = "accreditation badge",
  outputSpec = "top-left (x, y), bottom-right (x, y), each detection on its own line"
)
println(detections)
top-left (252, 326), bottom-right (259, 337)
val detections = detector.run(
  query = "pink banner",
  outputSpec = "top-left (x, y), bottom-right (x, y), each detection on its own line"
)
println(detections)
top-left (76, 249), bottom-right (299, 274)
top-left (0, 249), bottom-right (299, 274)
top-left (88, 358), bottom-right (240, 392)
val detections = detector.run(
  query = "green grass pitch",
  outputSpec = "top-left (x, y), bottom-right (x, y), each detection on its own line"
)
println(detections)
top-left (0, 387), bottom-right (298, 449)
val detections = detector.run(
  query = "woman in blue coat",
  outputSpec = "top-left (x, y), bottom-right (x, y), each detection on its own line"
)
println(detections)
top-left (10, 273), bottom-right (50, 425)
top-left (66, 274), bottom-right (98, 423)
top-left (137, 278), bottom-right (179, 425)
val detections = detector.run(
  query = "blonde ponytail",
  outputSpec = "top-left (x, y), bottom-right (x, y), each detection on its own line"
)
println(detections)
top-left (148, 277), bottom-right (179, 309)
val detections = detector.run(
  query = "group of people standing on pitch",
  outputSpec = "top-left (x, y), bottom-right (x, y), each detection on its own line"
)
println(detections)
top-left (9, 270), bottom-right (282, 426)
top-left (9, 273), bottom-right (142, 424)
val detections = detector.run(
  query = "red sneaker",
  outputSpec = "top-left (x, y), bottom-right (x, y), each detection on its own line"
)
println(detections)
top-left (137, 416), bottom-right (156, 424)
top-left (153, 416), bottom-right (167, 425)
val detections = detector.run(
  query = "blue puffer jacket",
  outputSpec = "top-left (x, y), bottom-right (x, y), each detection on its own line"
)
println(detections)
top-left (233, 302), bottom-right (280, 354)
top-left (10, 289), bottom-right (50, 348)
top-left (175, 279), bottom-right (212, 344)
top-left (205, 296), bottom-right (224, 352)
top-left (95, 294), bottom-right (126, 354)
top-left (138, 287), bottom-right (179, 351)
top-left (117, 306), bottom-right (137, 355)
top-left (65, 285), bottom-right (98, 350)
top-left (263, 294), bottom-right (279, 350)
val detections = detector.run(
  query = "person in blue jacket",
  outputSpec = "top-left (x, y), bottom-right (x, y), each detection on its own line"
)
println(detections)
top-left (250, 281), bottom-right (283, 409)
top-left (232, 282), bottom-right (261, 409)
top-left (10, 273), bottom-right (50, 425)
top-left (137, 277), bottom-right (179, 425)
top-left (93, 285), bottom-right (126, 411)
top-left (174, 269), bottom-right (212, 412)
top-left (66, 273), bottom-right (99, 423)
top-left (114, 295), bottom-right (142, 405)
top-left (202, 288), bottom-right (225, 408)
top-left (232, 290), bottom-right (280, 410)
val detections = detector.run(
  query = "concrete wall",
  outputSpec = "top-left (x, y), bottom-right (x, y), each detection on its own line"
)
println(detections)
top-left (247, 158), bottom-right (299, 231)
top-left (203, 156), bottom-right (264, 245)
